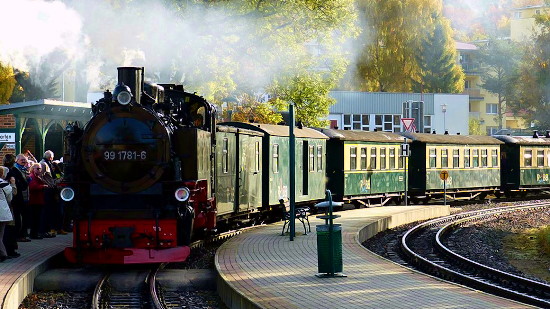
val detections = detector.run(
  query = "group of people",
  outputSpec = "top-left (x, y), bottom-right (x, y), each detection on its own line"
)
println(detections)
top-left (0, 150), bottom-right (68, 262)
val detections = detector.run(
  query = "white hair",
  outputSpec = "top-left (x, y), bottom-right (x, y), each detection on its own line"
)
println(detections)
top-left (44, 150), bottom-right (54, 159)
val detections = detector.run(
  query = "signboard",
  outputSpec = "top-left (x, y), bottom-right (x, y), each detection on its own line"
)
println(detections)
top-left (401, 118), bottom-right (416, 132)
top-left (400, 143), bottom-right (410, 157)
top-left (0, 133), bottom-right (15, 143)
top-left (439, 170), bottom-right (449, 181)
top-left (5, 143), bottom-right (15, 150)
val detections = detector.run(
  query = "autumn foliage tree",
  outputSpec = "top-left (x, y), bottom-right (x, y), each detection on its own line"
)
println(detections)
top-left (0, 62), bottom-right (15, 104)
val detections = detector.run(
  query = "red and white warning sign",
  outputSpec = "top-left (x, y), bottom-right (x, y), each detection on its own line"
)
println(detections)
top-left (401, 118), bottom-right (416, 132)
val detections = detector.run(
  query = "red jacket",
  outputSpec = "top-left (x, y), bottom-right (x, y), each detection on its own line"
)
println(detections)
top-left (29, 175), bottom-right (46, 206)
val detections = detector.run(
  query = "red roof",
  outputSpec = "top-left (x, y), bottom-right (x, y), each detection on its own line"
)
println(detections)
top-left (455, 41), bottom-right (478, 50)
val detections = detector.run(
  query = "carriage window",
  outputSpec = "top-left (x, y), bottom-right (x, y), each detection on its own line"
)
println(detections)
top-left (429, 148), bottom-right (436, 168)
top-left (491, 149), bottom-right (498, 167)
top-left (360, 148), bottom-right (367, 170)
top-left (317, 146), bottom-right (323, 171)
top-left (473, 149), bottom-right (479, 167)
top-left (370, 147), bottom-right (377, 169)
top-left (453, 149), bottom-right (459, 168)
top-left (389, 148), bottom-right (396, 169)
top-left (547, 150), bottom-right (550, 167)
top-left (524, 149), bottom-right (534, 166)
top-left (537, 150), bottom-right (544, 167)
top-left (255, 141), bottom-right (260, 172)
top-left (464, 149), bottom-right (470, 168)
top-left (350, 147), bottom-right (357, 170)
top-left (481, 149), bottom-right (488, 167)
top-left (441, 149), bottom-right (448, 168)
top-left (398, 148), bottom-right (404, 169)
top-left (380, 148), bottom-right (387, 169)
top-left (273, 144), bottom-right (279, 173)
top-left (309, 145), bottom-right (315, 172)
top-left (223, 138), bottom-right (229, 173)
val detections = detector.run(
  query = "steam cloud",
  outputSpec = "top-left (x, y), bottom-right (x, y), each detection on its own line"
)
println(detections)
top-left (0, 0), bottom-right (310, 100)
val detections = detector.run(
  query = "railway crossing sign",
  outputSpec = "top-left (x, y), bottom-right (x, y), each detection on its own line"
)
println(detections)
top-left (439, 170), bottom-right (449, 181)
top-left (401, 118), bottom-right (416, 132)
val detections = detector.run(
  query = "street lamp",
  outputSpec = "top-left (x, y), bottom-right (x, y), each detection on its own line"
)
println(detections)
top-left (441, 103), bottom-right (447, 132)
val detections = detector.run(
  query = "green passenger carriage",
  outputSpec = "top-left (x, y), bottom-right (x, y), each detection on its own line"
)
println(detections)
top-left (221, 122), bottom-right (328, 208)
top-left (215, 125), bottom-right (263, 224)
top-left (402, 132), bottom-right (503, 201)
top-left (494, 134), bottom-right (550, 194)
top-left (318, 129), bottom-right (407, 206)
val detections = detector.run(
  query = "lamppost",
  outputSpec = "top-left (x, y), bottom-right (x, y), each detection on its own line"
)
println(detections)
top-left (441, 103), bottom-right (447, 132)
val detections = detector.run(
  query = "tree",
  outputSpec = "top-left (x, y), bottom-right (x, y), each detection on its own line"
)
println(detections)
top-left (0, 63), bottom-right (15, 104)
top-left (229, 93), bottom-right (283, 124)
top-left (469, 118), bottom-right (483, 135)
top-left (512, 11), bottom-right (550, 129)
top-left (355, 0), bottom-right (461, 93)
top-left (478, 39), bottom-right (520, 130)
top-left (413, 16), bottom-right (464, 93)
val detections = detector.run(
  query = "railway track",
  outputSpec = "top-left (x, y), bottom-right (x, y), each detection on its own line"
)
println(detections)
top-left (91, 225), bottom-right (263, 308)
top-left (400, 203), bottom-right (550, 308)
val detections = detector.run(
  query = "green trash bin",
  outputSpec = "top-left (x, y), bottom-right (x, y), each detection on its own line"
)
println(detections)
top-left (316, 224), bottom-right (342, 274)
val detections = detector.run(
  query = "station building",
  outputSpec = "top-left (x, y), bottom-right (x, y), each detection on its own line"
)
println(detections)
top-left (0, 100), bottom-right (92, 160)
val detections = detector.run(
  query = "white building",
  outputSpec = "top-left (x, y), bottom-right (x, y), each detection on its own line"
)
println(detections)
top-left (327, 91), bottom-right (469, 135)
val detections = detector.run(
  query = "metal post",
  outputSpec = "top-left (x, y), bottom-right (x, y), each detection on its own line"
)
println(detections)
top-left (444, 179), bottom-right (447, 207)
top-left (441, 103), bottom-right (447, 132)
top-left (404, 138), bottom-right (408, 206)
top-left (289, 103), bottom-right (296, 241)
top-left (327, 190), bottom-right (334, 276)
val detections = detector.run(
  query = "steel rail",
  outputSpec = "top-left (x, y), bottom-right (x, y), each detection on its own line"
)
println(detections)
top-left (400, 202), bottom-right (550, 307)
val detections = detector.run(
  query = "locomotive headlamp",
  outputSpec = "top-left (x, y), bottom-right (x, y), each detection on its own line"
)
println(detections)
top-left (113, 83), bottom-right (133, 105)
top-left (60, 187), bottom-right (75, 202)
top-left (175, 187), bottom-right (191, 202)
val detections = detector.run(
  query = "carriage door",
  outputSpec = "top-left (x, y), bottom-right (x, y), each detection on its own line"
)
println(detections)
top-left (237, 134), bottom-right (261, 212)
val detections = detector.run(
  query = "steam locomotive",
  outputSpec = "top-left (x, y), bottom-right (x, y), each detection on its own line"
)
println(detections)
top-left (62, 67), bottom-right (217, 264)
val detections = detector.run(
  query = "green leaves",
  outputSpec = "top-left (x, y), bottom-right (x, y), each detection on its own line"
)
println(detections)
top-left (0, 63), bottom-right (16, 104)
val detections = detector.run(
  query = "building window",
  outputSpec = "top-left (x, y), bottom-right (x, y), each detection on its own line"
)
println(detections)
top-left (317, 146), bottom-right (323, 171)
top-left (370, 147), bottom-right (377, 169)
top-left (514, 11), bottom-right (522, 19)
top-left (481, 149), bottom-right (488, 167)
top-left (423, 116), bottom-right (432, 133)
top-left (441, 149), bottom-right (448, 168)
top-left (453, 149), bottom-right (459, 168)
top-left (465, 80), bottom-right (471, 89)
top-left (537, 150), bottom-right (544, 167)
top-left (222, 138), bottom-right (229, 173)
top-left (350, 147), bottom-right (358, 170)
top-left (373, 114), bottom-right (401, 132)
top-left (486, 103), bottom-right (498, 114)
top-left (273, 144), bottom-right (279, 173)
top-left (360, 147), bottom-right (367, 170)
top-left (389, 148), bottom-right (396, 169)
top-left (492, 149), bottom-right (498, 167)
top-left (429, 148), bottom-right (436, 168)
top-left (464, 149), bottom-right (471, 168)
top-left (524, 149), bottom-right (532, 167)
top-left (343, 114), bottom-right (369, 131)
top-left (380, 148), bottom-right (386, 169)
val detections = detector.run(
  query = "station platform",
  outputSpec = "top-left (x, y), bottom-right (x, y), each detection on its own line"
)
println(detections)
top-left (0, 234), bottom-right (71, 309)
top-left (215, 205), bottom-right (532, 309)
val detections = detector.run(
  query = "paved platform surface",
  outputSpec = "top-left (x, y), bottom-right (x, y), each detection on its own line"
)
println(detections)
top-left (0, 234), bottom-right (71, 309)
top-left (216, 205), bottom-right (533, 309)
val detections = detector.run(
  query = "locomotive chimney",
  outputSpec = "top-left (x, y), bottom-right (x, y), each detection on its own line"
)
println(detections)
top-left (117, 67), bottom-right (143, 104)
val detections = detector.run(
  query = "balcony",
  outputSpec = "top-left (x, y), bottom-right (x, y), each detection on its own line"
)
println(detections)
top-left (460, 62), bottom-right (481, 75)
top-left (469, 112), bottom-right (481, 119)
top-left (463, 88), bottom-right (484, 101)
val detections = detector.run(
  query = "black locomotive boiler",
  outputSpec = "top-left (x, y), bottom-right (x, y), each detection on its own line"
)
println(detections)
top-left (62, 67), bottom-right (217, 264)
